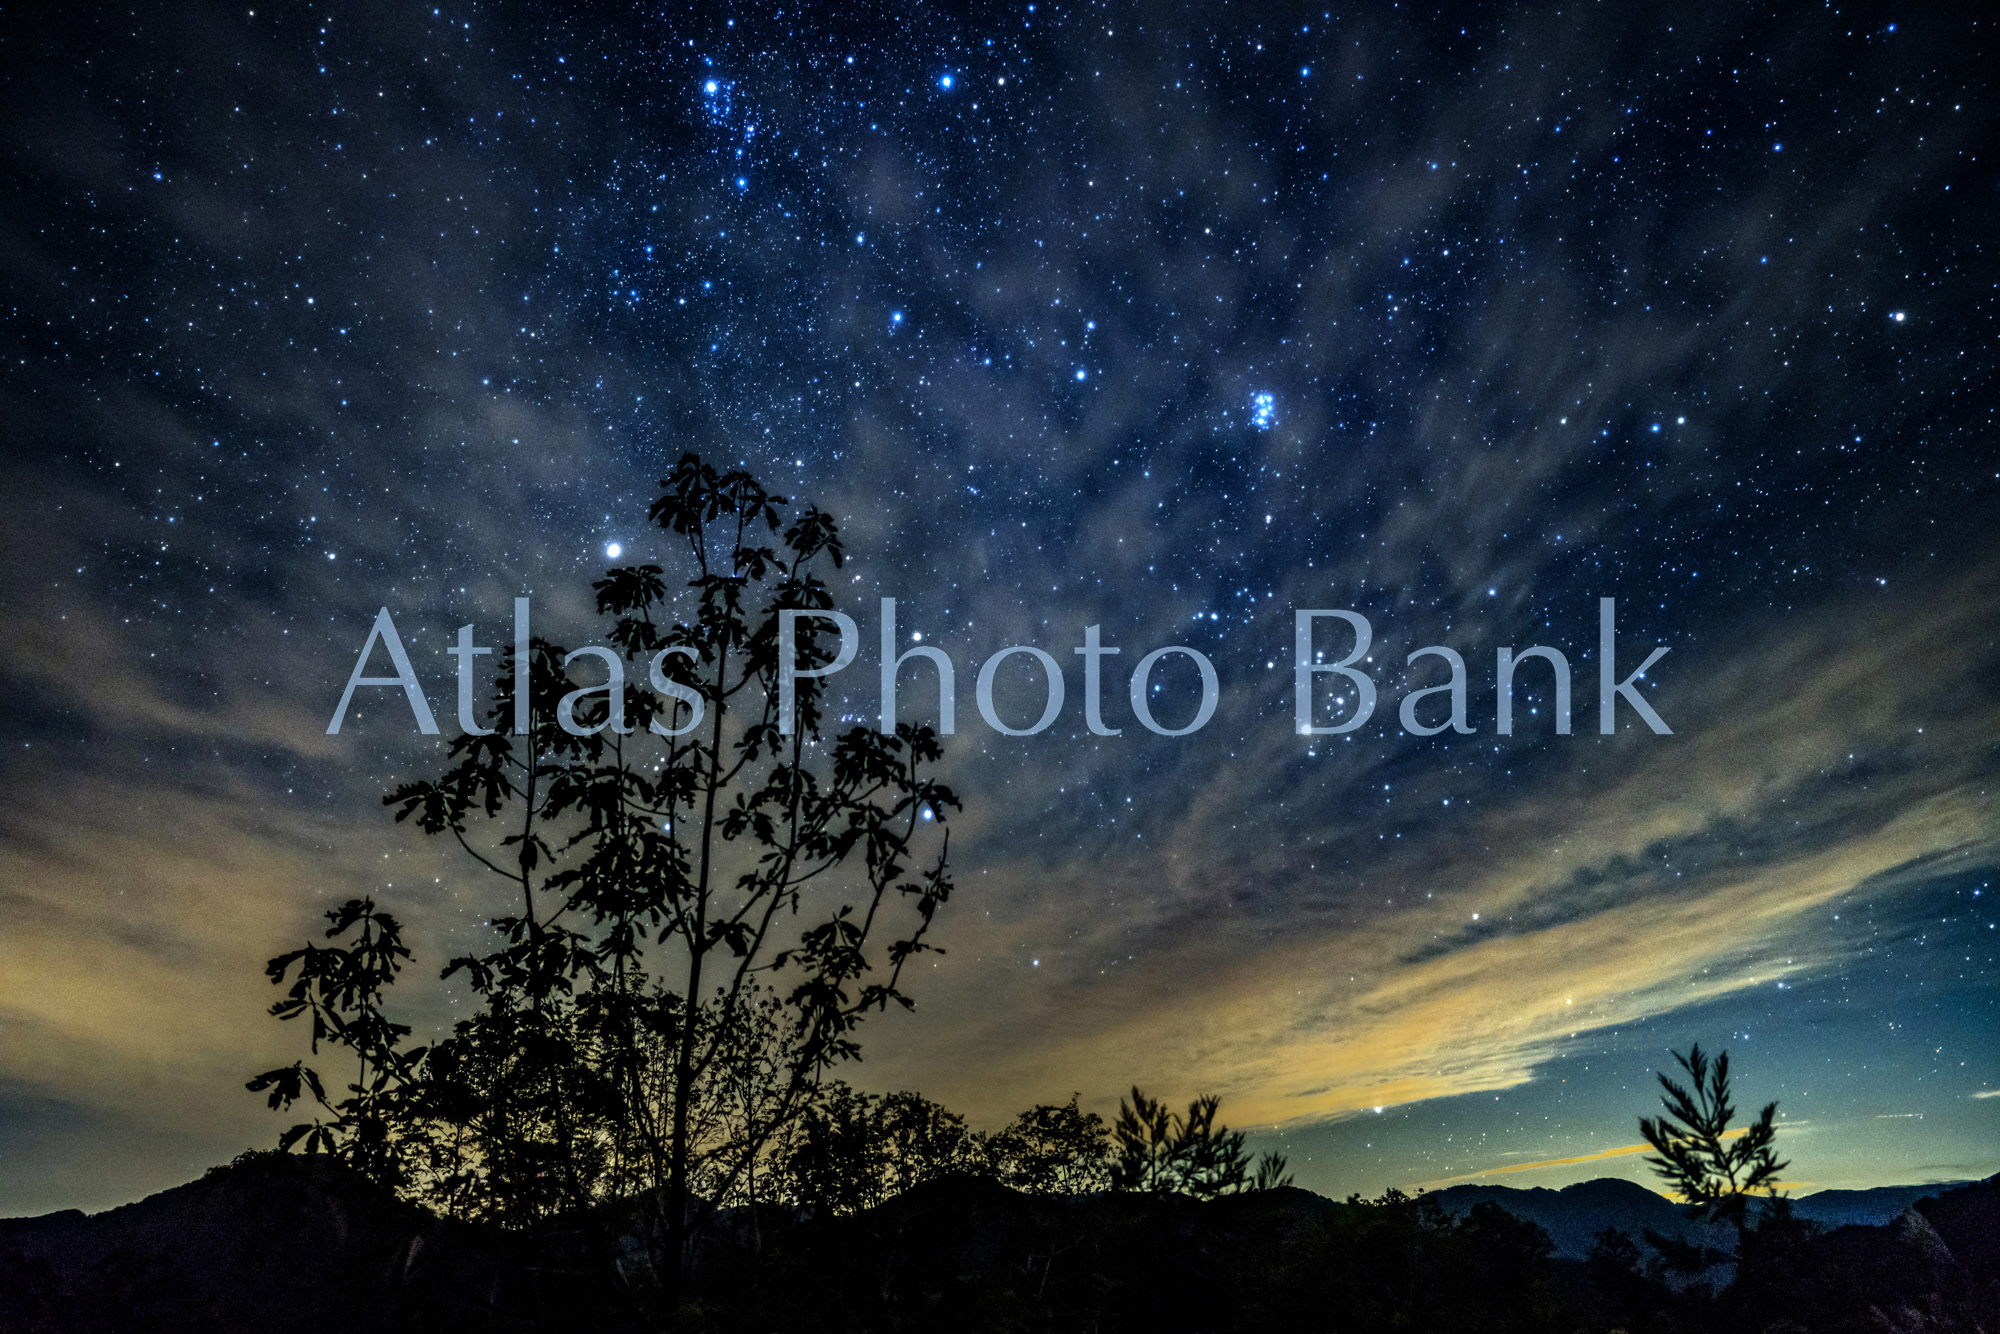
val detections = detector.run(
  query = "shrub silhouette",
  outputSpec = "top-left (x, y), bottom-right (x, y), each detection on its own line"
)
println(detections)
top-left (988, 1092), bottom-right (1112, 1196)
top-left (1111, 1087), bottom-right (1289, 1197)
top-left (1638, 1043), bottom-right (1787, 1230)
top-left (252, 455), bottom-right (960, 1307)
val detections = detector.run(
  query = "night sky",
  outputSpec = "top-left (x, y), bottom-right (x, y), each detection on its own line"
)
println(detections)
top-left (3, 0), bottom-right (1996, 1217)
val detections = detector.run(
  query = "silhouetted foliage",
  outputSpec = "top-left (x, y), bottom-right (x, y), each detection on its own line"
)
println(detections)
top-left (1638, 1043), bottom-right (1788, 1230)
top-left (247, 898), bottom-right (415, 1185)
top-left (24, 1132), bottom-right (2000, 1332)
top-left (1109, 1087), bottom-right (1286, 1198)
top-left (988, 1093), bottom-right (1111, 1196)
top-left (251, 456), bottom-right (961, 1308)
top-left (1251, 1148), bottom-right (1296, 1191)
top-left (1584, 1225), bottom-right (1659, 1329)
top-left (774, 1083), bottom-right (989, 1216)
top-left (775, 1088), bottom-right (1126, 1213)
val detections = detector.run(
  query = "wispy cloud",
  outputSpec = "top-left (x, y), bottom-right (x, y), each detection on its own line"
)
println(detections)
top-left (883, 563), bottom-right (1999, 1128)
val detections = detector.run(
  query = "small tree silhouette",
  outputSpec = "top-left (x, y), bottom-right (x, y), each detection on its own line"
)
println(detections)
top-left (1638, 1044), bottom-right (1787, 1229)
top-left (247, 897), bottom-right (415, 1185)
top-left (1168, 1094), bottom-right (1250, 1199)
top-left (1251, 1148), bottom-right (1295, 1192)
top-left (253, 455), bottom-right (962, 1310)
top-left (1110, 1087), bottom-right (1287, 1197)
top-left (1111, 1086), bottom-right (1179, 1193)
top-left (988, 1093), bottom-right (1110, 1196)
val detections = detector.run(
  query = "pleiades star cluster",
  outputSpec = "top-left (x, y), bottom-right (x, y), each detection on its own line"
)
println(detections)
top-left (0, 0), bottom-right (1994, 1214)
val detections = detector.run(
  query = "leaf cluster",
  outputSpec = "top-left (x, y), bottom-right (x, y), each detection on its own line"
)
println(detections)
top-left (1638, 1044), bottom-right (1788, 1229)
top-left (250, 456), bottom-right (963, 1292)
top-left (776, 1088), bottom-right (1122, 1215)
top-left (246, 898), bottom-right (415, 1180)
top-left (1111, 1087), bottom-right (1292, 1199)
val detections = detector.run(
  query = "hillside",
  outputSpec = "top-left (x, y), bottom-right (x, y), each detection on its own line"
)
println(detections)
top-left (1425, 1175), bottom-right (1975, 1259)
top-left (3, 1157), bottom-right (1995, 1332)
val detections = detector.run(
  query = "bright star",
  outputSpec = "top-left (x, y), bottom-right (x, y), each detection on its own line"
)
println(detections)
top-left (606, 542), bottom-right (622, 560)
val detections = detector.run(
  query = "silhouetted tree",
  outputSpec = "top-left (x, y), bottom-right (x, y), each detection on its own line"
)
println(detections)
top-left (1638, 1044), bottom-right (1787, 1231)
top-left (1584, 1223), bottom-right (1660, 1326)
top-left (1251, 1149), bottom-right (1295, 1191)
top-left (874, 1090), bottom-right (983, 1197)
top-left (253, 456), bottom-right (961, 1306)
top-left (989, 1093), bottom-right (1111, 1195)
top-left (1112, 1087), bottom-right (1179, 1193)
top-left (247, 898), bottom-right (418, 1188)
top-left (1111, 1087), bottom-right (1278, 1198)
top-left (1172, 1094), bottom-right (1252, 1199)
top-left (773, 1081), bottom-right (885, 1217)
top-left (773, 1084), bottom-right (988, 1215)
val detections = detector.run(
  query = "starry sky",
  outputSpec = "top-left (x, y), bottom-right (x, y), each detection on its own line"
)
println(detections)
top-left (2, 0), bottom-right (1996, 1217)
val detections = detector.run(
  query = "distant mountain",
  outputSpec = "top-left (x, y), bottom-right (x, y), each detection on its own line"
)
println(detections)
top-left (3, 1157), bottom-right (1994, 1332)
top-left (1792, 1182), bottom-right (1971, 1228)
top-left (0, 1154), bottom-right (608, 1332)
top-left (1426, 1177), bottom-right (1714, 1259)
top-left (1424, 1176), bottom-right (1974, 1259)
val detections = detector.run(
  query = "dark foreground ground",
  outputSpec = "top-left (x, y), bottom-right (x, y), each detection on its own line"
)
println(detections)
top-left (3, 1155), bottom-right (1995, 1333)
